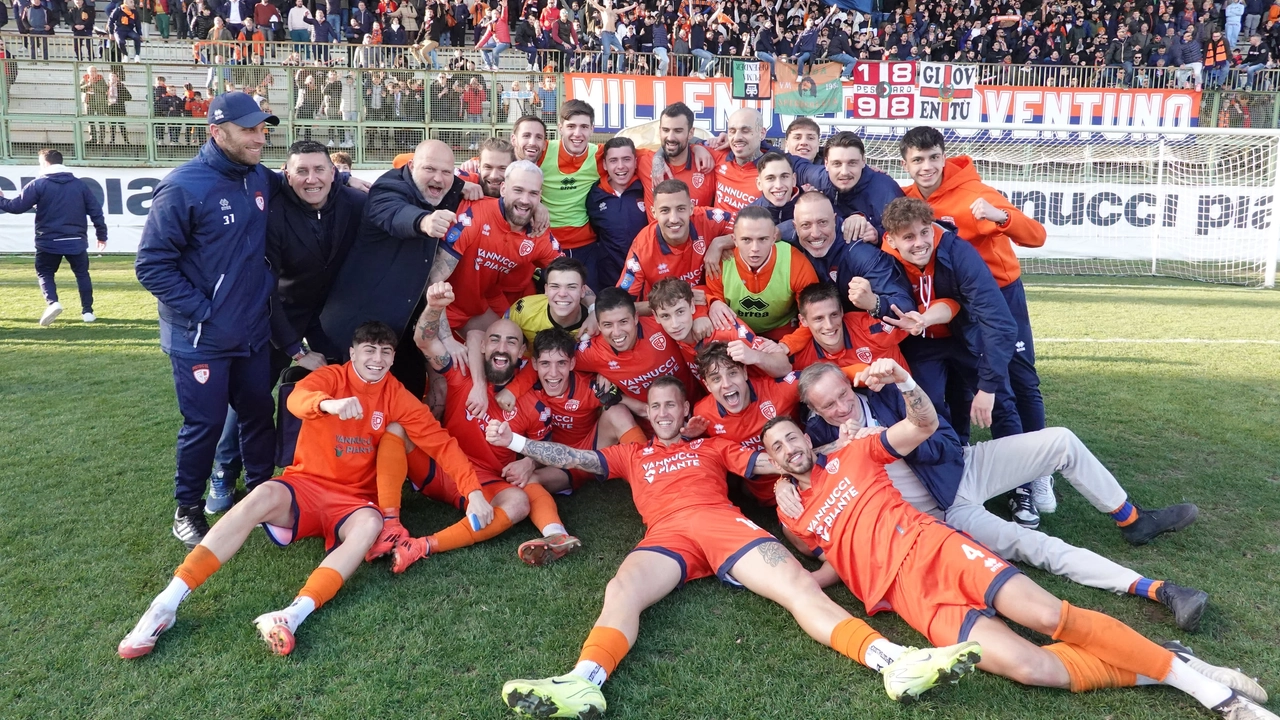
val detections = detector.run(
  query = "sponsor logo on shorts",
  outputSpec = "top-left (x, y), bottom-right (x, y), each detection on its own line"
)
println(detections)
top-left (192, 364), bottom-right (210, 384)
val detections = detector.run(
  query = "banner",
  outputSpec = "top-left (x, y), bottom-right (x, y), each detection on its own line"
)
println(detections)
top-left (976, 87), bottom-right (1201, 130)
top-left (917, 62), bottom-right (977, 122)
top-left (731, 60), bottom-right (771, 101)
top-left (774, 61), bottom-right (842, 115)
top-left (0, 167), bottom-right (383, 253)
top-left (846, 61), bottom-right (917, 120)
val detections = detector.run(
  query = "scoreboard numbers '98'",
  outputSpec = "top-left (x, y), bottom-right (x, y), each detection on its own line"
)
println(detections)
top-left (846, 62), bottom-right (917, 120)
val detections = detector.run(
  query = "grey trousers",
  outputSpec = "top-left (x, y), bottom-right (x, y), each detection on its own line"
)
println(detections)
top-left (943, 427), bottom-right (1141, 594)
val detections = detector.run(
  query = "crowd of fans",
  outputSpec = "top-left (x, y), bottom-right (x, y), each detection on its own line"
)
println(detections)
top-left (5, 0), bottom-right (1279, 90)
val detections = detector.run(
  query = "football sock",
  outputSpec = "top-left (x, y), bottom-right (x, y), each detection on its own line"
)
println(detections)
top-left (574, 626), bottom-right (630, 686)
top-left (524, 482), bottom-right (564, 536)
top-left (829, 618), bottom-right (895, 671)
top-left (1109, 500), bottom-right (1138, 527)
top-left (1158, 658), bottom-right (1234, 709)
top-left (155, 577), bottom-right (192, 612)
top-left (619, 427), bottom-right (647, 445)
top-left (1051, 600), bottom-right (1174, 681)
top-left (428, 508), bottom-right (512, 553)
top-left (405, 447), bottom-right (435, 487)
top-left (297, 567), bottom-right (343, 611)
top-left (1043, 642), bottom-right (1137, 691)
top-left (376, 433), bottom-right (408, 511)
top-left (543, 523), bottom-right (568, 537)
top-left (282, 596), bottom-right (316, 629)
top-left (173, 544), bottom-right (222, 593)
top-left (1128, 577), bottom-right (1165, 601)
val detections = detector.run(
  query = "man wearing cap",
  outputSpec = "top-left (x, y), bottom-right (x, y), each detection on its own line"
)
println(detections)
top-left (135, 91), bottom-right (284, 550)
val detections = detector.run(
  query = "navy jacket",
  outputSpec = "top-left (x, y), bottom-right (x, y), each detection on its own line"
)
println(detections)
top-left (319, 166), bottom-right (465, 357)
top-left (806, 385), bottom-right (967, 510)
top-left (901, 228), bottom-right (1018, 394)
top-left (788, 156), bottom-right (905, 236)
top-left (215, 0), bottom-right (253, 21)
top-left (747, 187), bottom-right (797, 224)
top-left (779, 218), bottom-right (915, 319)
top-left (0, 169), bottom-right (107, 253)
top-left (267, 176), bottom-right (366, 359)
top-left (136, 140), bottom-right (277, 359)
top-left (586, 177), bottom-right (647, 269)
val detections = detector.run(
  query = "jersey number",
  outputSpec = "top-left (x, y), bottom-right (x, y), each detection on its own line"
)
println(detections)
top-left (961, 543), bottom-right (1007, 573)
top-left (223, 214), bottom-right (235, 225)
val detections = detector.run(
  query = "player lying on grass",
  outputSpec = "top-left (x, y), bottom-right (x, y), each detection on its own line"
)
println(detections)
top-left (484, 375), bottom-right (984, 719)
top-left (786, 361), bottom-right (1209, 631)
top-left (387, 282), bottom-right (580, 572)
top-left (760, 360), bottom-right (1273, 720)
top-left (118, 321), bottom-right (486, 658)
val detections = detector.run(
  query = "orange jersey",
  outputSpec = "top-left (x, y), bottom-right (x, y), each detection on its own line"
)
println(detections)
top-left (778, 435), bottom-right (936, 614)
top-left (617, 209), bottom-right (734, 299)
top-left (596, 436), bottom-right (758, 525)
top-left (710, 147), bottom-right (763, 214)
top-left (285, 362), bottom-right (482, 499)
top-left (693, 372), bottom-right (801, 452)
top-left (781, 312), bottom-right (907, 377)
top-left (442, 197), bottom-right (563, 327)
top-left (636, 149), bottom-right (717, 209)
top-left (903, 156), bottom-right (1046, 286)
top-left (574, 317), bottom-right (691, 402)
top-left (439, 359), bottom-right (550, 481)
top-left (532, 371), bottom-right (604, 448)
top-left (675, 314), bottom-right (768, 383)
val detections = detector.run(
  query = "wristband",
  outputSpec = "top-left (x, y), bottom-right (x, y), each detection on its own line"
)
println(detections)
top-left (588, 303), bottom-right (596, 314)
top-left (895, 376), bottom-right (917, 393)
top-left (508, 433), bottom-right (528, 454)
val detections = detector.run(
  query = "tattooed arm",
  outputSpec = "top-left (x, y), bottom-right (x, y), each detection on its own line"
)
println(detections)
top-left (485, 419), bottom-right (605, 476)
top-left (854, 358), bottom-right (937, 457)
top-left (414, 282), bottom-right (455, 371)
top-left (427, 248), bottom-right (459, 342)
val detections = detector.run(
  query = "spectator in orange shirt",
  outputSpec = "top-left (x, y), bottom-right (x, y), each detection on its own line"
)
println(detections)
top-left (705, 206), bottom-right (819, 341)
top-left (185, 91), bottom-right (210, 145)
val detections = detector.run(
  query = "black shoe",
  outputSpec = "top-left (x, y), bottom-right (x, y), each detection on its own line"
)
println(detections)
top-left (173, 504), bottom-right (210, 550)
top-left (1157, 583), bottom-right (1209, 632)
top-left (1008, 487), bottom-right (1040, 530)
top-left (1120, 503), bottom-right (1198, 545)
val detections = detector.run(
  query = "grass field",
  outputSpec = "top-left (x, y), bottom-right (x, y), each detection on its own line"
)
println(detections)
top-left (1, 255), bottom-right (1278, 720)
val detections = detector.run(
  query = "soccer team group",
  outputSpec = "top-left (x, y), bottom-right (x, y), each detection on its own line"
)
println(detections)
top-left (117, 99), bottom-right (1274, 720)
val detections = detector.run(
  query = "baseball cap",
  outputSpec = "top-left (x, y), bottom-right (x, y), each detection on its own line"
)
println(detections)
top-left (207, 91), bottom-right (279, 127)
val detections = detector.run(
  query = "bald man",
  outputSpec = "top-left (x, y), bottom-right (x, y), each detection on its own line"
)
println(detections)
top-left (320, 140), bottom-right (480, 398)
top-left (710, 108), bottom-right (768, 214)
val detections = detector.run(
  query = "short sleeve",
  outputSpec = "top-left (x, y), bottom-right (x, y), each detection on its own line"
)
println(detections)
top-left (595, 442), bottom-right (634, 481)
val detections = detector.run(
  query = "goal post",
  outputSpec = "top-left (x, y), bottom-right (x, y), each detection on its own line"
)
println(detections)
top-left (830, 119), bottom-right (1280, 288)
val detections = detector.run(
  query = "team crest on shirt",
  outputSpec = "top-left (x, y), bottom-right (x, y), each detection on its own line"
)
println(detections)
top-left (825, 458), bottom-right (840, 474)
top-left (650, 334), bottom-right (667, 351)
top-left (760, 401), bottom-right (777, 420)
top-left (481, 223), bottom-right (491, 236)
top-left (692, 239), bottom-right (705, 255)
top-left (192, 364), bottom-right (210, 384)
top-left (856, 347), bottom-right (873, 364)
top-left (828, 269), bottom-right (839, 281)
top-left (503, 408), bottom-right (517, 421)
top-left (636, 200), bottom-right (645, 212)
top-left (692, 172), bottom-right (705, 189)
top-left (519, 239), bottom-right (534, 255)
top-left (255, 192), bottom-right (265, 211)
top-left (565, 399), bottom-right (580, 411)
top-left (371, 411), bottom-right (385, 430)
top-left (689, 438), bottom-right (704, 449)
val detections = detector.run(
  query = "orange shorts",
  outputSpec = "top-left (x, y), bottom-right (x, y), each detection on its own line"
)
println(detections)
top-left (261, 476), bottom-right (378, 553)
top-left (633, 505), bottom-right (776, 588)
top-left (880, 522), bottom-right (1021, 646)
top-left (409, 459), bottom-right (515, 508)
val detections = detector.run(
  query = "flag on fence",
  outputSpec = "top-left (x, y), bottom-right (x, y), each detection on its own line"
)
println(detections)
top-left (731, 61), bottom-right (772, 100)
top-left (773, 61), bottom-right (843, 115)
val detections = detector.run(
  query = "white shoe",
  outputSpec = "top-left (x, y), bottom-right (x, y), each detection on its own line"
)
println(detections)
top-left (1031, 475), bottom-right (1056, 514)
top-left (252, 611), bottom-right (298, 656)
top-left (39, 302), bottom-right (63, 326)
top-left (82, 312), bottom-right (97, 323)
top-left (1217, 693), bottom-right (1280, 720)
top-left (117, 602), bottom-right (177, 659)
top-left (1166, 642), bottom-right (1269, 704)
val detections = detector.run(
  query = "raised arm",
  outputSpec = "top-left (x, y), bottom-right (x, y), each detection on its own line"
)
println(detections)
top-left (485, 419), bottom-right (605, 475)
top-left (413, 281), bottom-right (456, 371)
top-left (853, 358), bottom-right (936, 457)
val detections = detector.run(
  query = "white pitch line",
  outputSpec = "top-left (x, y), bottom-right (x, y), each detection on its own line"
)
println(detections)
top-left (1026, 283), bottom-right (1266, 292)
top-left (1039, 338), bottom-right (1280, 345)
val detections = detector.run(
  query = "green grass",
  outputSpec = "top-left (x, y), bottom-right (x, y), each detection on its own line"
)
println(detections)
top-left (1, 256), bottom-right (1278, 720)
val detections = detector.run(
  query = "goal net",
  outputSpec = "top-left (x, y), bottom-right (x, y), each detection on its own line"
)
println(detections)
top-left (836, 119), bottom-right (1280, 287)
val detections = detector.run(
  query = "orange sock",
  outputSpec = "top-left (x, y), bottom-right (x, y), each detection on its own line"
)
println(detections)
top-left (376, 433), bottom-right (408, 511)
top-left (428, 508), bottom-right (513, 553)
top-left (619, 426), bottom-right (647, 445)
top-left (1052, 600), bottom-right (1174, 681)
top-left (406, 447), bottom-right (436, 488)
top-left (524, 482), bottom-right (564, 534)
top-left (1044, 642), bottom-right (1138, 692)
top-left (174, 545), bottom-right (222, 590)
top-left (297, 567), bottom-right (344, 610)
top-left (577, 626), bottom-right (631, 676)
top-left (829, 618), bottom-right (885, 669)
